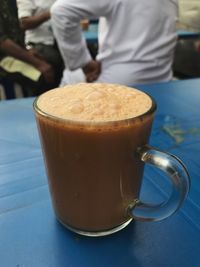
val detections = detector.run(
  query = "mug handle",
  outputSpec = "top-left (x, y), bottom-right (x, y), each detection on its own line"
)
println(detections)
top-left (128, 145), bottom-right (190, 221)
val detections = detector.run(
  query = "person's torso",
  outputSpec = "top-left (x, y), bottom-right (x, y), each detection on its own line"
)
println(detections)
top-left (96, 0), bottom-right (178, 82)
top-left (17, 0), bottom-right (56, 45)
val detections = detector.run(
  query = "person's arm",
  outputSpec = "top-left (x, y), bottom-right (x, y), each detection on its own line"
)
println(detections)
top-left (51, 1), bottom-right (111, 81)
top-left (17, 0), bottom-right (50, 29)
top-left (19, 11), bottom-right (50, 30)
top-left (0, 38), bottom-right (54, 83)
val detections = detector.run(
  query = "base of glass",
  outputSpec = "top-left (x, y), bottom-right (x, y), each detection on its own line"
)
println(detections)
top-left (57, 217), bottom-right (133, 237)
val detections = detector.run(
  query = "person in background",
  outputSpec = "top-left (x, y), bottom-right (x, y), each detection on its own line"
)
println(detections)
top-left (0, 0), bottom-right (55, 96)
top-left (16, 0), bottom-right (64, 87)
top-left (174, 0), bottom-right (200, 78)
top-left (50, 0), bottom-right (178, 86)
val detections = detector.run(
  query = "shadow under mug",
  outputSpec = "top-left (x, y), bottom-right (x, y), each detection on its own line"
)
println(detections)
top-left (33, 92), bottom-right (190, 237)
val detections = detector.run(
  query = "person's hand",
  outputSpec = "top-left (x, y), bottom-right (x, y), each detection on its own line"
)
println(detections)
top-left (82, 60), bottom-right (101, 83)
top-left (37, 61), bottom-right (55, 84)
top-left (28, 48), bottom-right (45, 61)
top-left (42, 11), bottom-right (51, 21)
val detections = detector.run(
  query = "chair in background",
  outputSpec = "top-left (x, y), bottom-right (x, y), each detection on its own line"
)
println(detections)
top-left (0, 75), bottom-right (27, 100)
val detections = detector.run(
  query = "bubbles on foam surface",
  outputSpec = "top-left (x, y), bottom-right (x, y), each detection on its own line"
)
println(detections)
top-left (91, 108), bottom-right (105, 117)
top-left (37, 83), bottom-right (152, 122)
top-left (109, 103), bottom-right (121, 110)
top-left (86, 90), bottom-right (106, 101)
top-left (68, 102), bottom-right (84, 114)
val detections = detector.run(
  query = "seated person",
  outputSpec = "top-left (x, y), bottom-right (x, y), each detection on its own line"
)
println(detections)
top-left (0, 0), bottom-right (55, 96)
top-left (16, 0), bottom-right (64, 87)
top-left (50, 0), bottom-right (178, 86)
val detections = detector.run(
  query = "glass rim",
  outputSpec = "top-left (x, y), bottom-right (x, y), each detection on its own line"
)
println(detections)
top-left (33, 91), bottom-right (157, 126)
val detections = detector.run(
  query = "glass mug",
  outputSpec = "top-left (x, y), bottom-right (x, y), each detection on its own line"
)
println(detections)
top-left (33, 83), bottom-right (190, 237)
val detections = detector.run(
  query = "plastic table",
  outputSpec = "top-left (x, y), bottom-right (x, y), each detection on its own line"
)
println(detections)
top-left (177, 30), bottom-right (200, 39)
top-left (0, 79), bottom-right (200, 267)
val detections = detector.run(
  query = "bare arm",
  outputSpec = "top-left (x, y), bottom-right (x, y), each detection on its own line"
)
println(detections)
top-left (0, 38), bottom-right (43, 66)
top-left (19, 11), bottom-right (50, 30)
top-left (0, 38), bottom-right (55, 83)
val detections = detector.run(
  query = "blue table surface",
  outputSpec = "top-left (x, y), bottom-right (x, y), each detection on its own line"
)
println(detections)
top-left (0, 79), bottom-right (200, 267)
top-left (177, 30), bottom-right (200, 39)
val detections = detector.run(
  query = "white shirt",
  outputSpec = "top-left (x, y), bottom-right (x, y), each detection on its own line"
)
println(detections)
top-left (17, 0), bottom-right (55, 45)
top-left (51, 0), bottom-right (178, 85)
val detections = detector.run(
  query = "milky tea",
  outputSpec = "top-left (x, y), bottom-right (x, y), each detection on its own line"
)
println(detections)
top-left (34, 83), bottom-right (156, 234)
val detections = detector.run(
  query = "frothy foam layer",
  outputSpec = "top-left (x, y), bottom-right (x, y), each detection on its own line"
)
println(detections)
top-left (37, 83), bottom-right (152, 122)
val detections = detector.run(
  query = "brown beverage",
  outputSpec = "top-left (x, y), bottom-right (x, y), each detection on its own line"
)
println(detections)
top-left (34, 83), bottom-right (155, 234)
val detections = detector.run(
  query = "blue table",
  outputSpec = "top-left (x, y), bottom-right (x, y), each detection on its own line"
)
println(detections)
top-left (0, 79), bottom-right (200, 267)
top-left (177, 30), bottom-right (200, 39)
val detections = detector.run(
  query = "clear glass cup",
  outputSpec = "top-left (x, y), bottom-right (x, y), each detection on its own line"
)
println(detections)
top-left (33, 90), bottom-right (190, 237)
